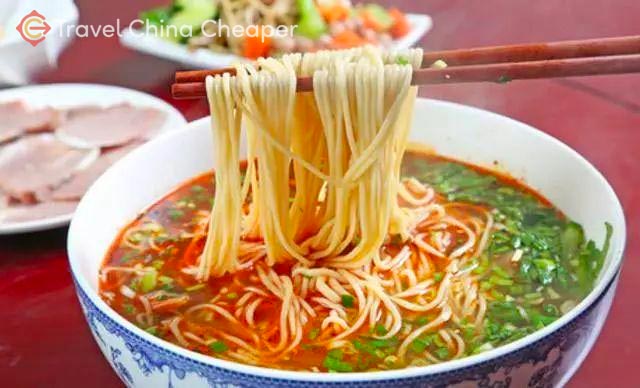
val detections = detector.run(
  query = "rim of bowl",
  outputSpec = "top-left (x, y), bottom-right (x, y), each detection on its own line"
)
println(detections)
top-left (68, 98), bottom-right (627, 383)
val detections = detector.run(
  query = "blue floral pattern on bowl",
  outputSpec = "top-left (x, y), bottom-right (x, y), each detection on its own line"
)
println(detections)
top-left (73, 274), bottom-right (617, 388)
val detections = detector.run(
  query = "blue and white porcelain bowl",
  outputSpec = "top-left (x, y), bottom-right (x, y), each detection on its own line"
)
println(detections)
top-left (68, 99), bottom-right (626, 387)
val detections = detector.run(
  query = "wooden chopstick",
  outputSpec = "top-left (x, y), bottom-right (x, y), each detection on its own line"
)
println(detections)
top-left (172, 36), bottom-right (640, 100)
top-left (172, 54), bottom-right (640, 99)
top-left (175, 35), bottom-right (640, 84)
top-left (421, 35), bottom-right (640, 66)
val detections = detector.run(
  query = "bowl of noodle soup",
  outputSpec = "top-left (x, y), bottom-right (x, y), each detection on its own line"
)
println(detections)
top-left (68, 49), bottom-right (625, 388)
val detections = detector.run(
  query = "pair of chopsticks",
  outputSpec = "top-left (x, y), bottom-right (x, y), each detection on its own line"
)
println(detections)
top-left (172, 35), bottom-right (640, 100)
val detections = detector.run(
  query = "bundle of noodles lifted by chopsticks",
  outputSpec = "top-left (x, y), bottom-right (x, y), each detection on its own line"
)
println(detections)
top-left (140, 0), bottom-right (413, 59)
top-left (197, 45), bottom-right (425, 278)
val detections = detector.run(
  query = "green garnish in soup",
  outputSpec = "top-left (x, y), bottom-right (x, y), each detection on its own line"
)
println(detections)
top-left (99, 151), bottom-right (611, 372)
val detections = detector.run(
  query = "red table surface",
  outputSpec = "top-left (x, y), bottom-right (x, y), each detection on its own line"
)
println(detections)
top-left (1, 1), bottom-right (638, 386)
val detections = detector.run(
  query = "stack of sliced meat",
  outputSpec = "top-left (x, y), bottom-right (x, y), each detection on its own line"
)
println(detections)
top-left (0, 101), bottom-right (166, 225)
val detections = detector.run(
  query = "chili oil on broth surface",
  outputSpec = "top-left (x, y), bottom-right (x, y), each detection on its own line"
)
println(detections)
top-left (99, 150), bottom-right (610, 373)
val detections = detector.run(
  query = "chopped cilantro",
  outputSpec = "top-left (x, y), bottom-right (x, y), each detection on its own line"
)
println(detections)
top-left (168, 208), bottom-right (185, 221)
top-left (123, 303), bottom-right (136, 315)
top-left (322, 349), bottom-right (353, 372)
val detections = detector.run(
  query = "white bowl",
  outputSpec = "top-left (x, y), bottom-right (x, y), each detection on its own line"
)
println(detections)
top-left (119, 14), bottom-right (432, 69)
top-left (68, 98), bottom-right (626, 387)
top-left (0, 83), bottom-right (187, 235)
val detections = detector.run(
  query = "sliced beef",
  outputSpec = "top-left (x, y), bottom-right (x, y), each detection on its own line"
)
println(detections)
top-left (51, 143), bottom-right (139, 201)
top-left (0, 101), bottom-right (60, 143)
top-left (55, 104), bottom-right (166, 148)
top-left (0, 134), bottom-right (98, 203)
top-left (0, 201), bottom-right (78, 223)
top-left (65, 105), bottom-right (103, 119)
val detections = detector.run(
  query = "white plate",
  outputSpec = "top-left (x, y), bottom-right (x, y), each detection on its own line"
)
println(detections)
top-left (120, 14), bottom-right (433, 69)
top-left (0, 83), bottom-right (187, 235)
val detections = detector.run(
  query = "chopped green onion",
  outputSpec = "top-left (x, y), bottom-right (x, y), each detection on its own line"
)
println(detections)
top-left (546, 287), bottom-right (561, 300)
top-left (396, 56), bottom-right (410, 65)
top-left (140, 270), bottom-right (158, 293)
top-left (490, 289), bottom-right (505, 300)
top-left (523, 292), bottom-right (542, 300)
top-left (472, 342), bottom-right (494, 354)
top-left (308, 328), bottom-right (320, 340)
top-left (543, 303), bottom-right (560, 316)
top-left (119, 252), bottom-right (135, 263)
top-left (492, 266), bottom-right (511, 279)
top-left (226, 292), bottom-right (238, 299)
top-left (341, 294), bottom-right (355, 308)
top-left (509, 284), bottom-right (525, 295)
top-left (322, 349), bottom-right (353, 373)
top-left (375, 324), bottom-right (388, 336)
top-left (489, 275), bottom-right (513, 286)
top-left (410, 336), bottom-right (431, 353)
top-left (384, 355), bottom-right (399, 366)
top-left (168, 208), bottom-right (185, 221)
top-left (415, 316), bottom-right (429, 326)
top-left (145, 326), bottom-right (158, 335)
top-left (209, 341), bottom-right (228, 353)
top-left (128, 277), bottom-right (140, 291)
top-left (433, 272), bottom-right (444, 282)
top-left (123, 303), bottom-right (136, 315)
top-left (434, 347), bottom-right (450, 359)
top-left (368, 337), bottom-right (399, 348)
top-left (190, 185), bottom-right (206, 194)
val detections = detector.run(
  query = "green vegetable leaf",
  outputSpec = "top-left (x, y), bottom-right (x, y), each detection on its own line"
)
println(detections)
top-left (375, 324), bottom-right (388, 336)
top-left (322, 349), bottom-right (353, 372)
top-left (295, 0), bottom-right (327, 39)
top-left (341, 294), bottom-right (355, 308)
top-left (434, 347), bottom-right (450, 359)
top-left (140, 270), bottom-right (158, 293)
top-left (209, 341), bottom-right (228, 353)
top-left (140, 7), bottom-right (172, 27)
top-left (168, 208), bottom-right (185, 221)
top-left (396, 56), bottom-right (410, 65)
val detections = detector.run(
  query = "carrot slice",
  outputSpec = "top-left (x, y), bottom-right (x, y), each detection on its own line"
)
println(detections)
top-left (389, 8), bottom-right (411, 39)
top-left (318, 4), bottom-right (350, 23)
top-left (243, 26), bottom-right (272, 59)
top-left (330, 30), bottom-right (367, 49)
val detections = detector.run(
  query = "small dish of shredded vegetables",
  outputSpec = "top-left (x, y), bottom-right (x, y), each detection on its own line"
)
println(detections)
top-left (124, 0), bottom-right (430, 62)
